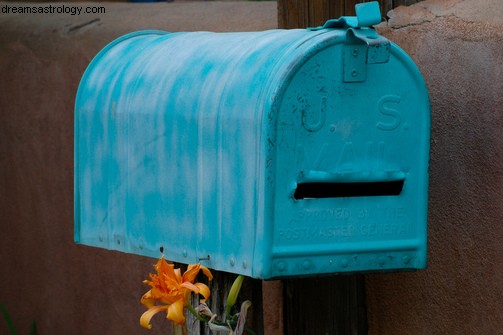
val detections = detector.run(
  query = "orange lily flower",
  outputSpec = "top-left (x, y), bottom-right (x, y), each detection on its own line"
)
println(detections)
top-left (140, 256), bottom-right (213, 328)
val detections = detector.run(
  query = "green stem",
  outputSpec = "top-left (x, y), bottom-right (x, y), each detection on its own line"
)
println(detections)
top-left (173, 323), bottom-right (188, 335)
top-left (186, 304), bottom-right (208, 322)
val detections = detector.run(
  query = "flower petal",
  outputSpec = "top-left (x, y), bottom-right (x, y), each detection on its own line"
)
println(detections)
top-left (194, 282), bottom-right (211, 302)
top-left (180, 281), bottom-right (200, 294)
top-left (208, 314), bottom-right (231, 332)
top-left (157, 258), bottom-right (178, 289)
top-left (183, 264), bottom-right (201, 283)
top-left (161, 272), bottom-right (180, 290)
top-left (155, 256), bottom-right (171, 274)
top-left (140, 305), bottom-right (168, 329)
top-left (151, 287), bottom-right (180, 305)
top-left (167, 299), bottom-right (186, 325)
top-left (141, 290), bottom-right (155, 308)
top-left (200, 265), bottom-right (213, 281)
top-left (234, 300), bottom-right (252, 335)
top-left (174, 268), bottom-right (182, 283)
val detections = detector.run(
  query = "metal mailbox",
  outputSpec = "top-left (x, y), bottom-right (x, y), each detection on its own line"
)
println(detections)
top-left (75, 2), bottom-right (430, 279)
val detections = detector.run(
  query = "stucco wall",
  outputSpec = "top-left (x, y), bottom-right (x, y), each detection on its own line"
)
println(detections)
top-left (0, 2), bottom-right (277, 335)
top-left (367, 1), bottom-right (503, 333)
top-left (1, 0), bottom-right (502, 334)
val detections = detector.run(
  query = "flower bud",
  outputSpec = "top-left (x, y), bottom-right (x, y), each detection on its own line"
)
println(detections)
top-left (225, 275), bottom-right (245, 317)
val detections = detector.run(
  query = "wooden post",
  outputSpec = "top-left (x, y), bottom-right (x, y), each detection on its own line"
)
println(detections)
top-left (284, 275), bottom-right (367, 334)
top-left (275, 0), bottom-right (421, 333)
top-left (278, 0), bottom-right (422, 29)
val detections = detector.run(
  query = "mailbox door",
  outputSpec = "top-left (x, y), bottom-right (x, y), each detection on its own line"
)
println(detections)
top-left (269, 35), bottom-right (430, 278)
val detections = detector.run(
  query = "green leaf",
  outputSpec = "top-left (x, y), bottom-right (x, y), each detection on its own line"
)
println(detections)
top-left (29, 320), bottom-right (37, 335)
top-left (0, 303), bottom-right (17, 335)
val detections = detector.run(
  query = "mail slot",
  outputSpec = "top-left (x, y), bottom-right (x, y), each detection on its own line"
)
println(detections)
top-left (74, 2), bottom-right (430, 279)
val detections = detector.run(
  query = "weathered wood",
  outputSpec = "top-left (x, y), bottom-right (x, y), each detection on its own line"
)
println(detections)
top-left (278, 0), bottom-right (422, 28)
top-left (284, 275), bottom-right (367, 334)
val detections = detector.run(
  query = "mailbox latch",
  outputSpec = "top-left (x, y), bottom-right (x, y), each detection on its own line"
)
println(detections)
top-left (343, 29), bottom-right (390, 83)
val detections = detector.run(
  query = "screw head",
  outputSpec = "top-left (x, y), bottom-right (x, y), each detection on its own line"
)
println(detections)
top-left (340, 258), bottom-right (349, 268)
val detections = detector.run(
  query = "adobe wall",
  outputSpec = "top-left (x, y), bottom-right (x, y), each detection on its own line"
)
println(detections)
top-left (368, 0), bottom-right (503, 333)
top-left (1, 0), bottom-right (502, 334)
top-left (0, 3), bottom-right (277, 335)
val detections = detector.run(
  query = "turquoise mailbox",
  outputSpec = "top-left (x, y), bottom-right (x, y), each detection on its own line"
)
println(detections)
top-left (75, 2), bottom-right (430, 279)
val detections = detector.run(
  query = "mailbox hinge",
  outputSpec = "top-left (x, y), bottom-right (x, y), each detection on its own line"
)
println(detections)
top-left (309, 1), bottom-right (390, 83)
top-left (309, 1), bottom-right (391, 83)
top-left (343, 28), bottom-right (390, 83)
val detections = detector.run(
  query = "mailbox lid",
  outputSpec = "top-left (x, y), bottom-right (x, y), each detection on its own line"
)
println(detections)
top-left (74, 28), bottom-right (348, 277)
